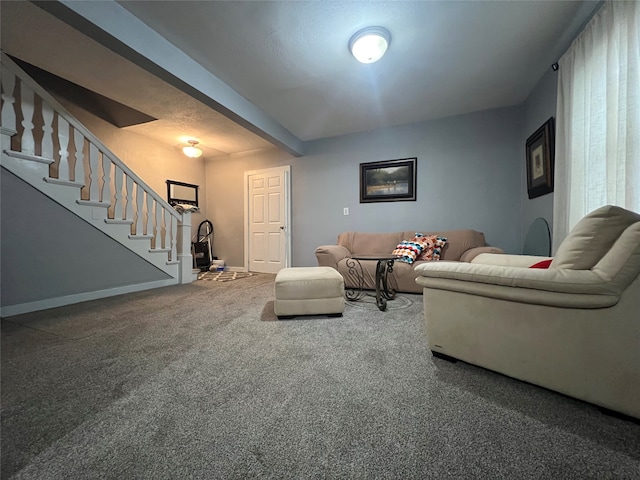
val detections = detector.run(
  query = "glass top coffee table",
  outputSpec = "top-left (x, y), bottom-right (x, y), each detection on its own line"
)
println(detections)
top-left (345, 255), bottom-right (399, 311)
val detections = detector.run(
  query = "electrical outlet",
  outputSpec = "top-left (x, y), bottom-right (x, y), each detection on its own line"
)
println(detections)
top-left (343, 207), bottom-right (349, 216)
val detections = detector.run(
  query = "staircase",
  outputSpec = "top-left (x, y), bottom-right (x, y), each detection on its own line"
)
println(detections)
top-left (1, 53), bottom-right (194, 317)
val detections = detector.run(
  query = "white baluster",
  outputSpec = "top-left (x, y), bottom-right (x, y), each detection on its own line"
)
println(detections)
top-left (113, 164), bottom-right (124, 220)
top-left (73, 128), bottom-right (84, 183)
top-left (155, 200), bottom-right (162, 249)
top-left (88, 144), bottom-right (99, 202)
top-left (1, 70), bottom-right (16, 135)
top-left (169, 215), bottom-right (178, 262)
top-left (20, 83), bottom-right (35, 155)
top-left (41, 103), bottom-right (54, 159)
top-left (57, 116), bottom-right (70, 180)
top-left (101, 154), bottom-right (111, 204)
top-left (125, 174), bottom-right (134, 222)
top-left (164, 208), bottom-right (171, 254)
top-left (135, 183), bottom-right (144, 236)
top-left (146, 191), bottom-right (153, 237)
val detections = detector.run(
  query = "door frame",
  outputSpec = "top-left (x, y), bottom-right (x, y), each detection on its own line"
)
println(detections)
top-left (243, 165), bottom-right (292, 272)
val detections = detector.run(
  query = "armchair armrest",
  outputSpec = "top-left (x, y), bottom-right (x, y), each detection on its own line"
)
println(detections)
top-left (459, 246), bottom-right (504, 262)
top-left (315, 245), bottom-right (351, 269)
top-left (414, 262), bottom-right (622, 308)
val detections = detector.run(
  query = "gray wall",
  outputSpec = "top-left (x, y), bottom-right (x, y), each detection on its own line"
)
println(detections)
top-left (1, 169), bottom-right (169, 307)
top-left (516, 0), bottom-right (603, 253)
top-left (206, 106), bottom-right (523, 268)
top-left (204, 148), bottom-right (294, 267)
top-left (520, 68), bottom-right (558, 252)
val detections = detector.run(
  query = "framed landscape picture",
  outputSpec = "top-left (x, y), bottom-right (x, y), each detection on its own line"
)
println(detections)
top-left (360, 157), bottom-right (417, 203)
top-left (526, 117), bottom-right (555, 199)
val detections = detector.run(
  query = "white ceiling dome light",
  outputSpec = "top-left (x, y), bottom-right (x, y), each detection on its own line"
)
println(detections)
top-left (182, 140), bottom-right (203, 158)
top-left (349, 26), bottom-right (391, 64)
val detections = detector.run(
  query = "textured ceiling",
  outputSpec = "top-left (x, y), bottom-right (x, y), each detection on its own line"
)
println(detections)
top-left (118, 0), bottom-right (597, 140)
top-left (0, 0), bottom-right (274, 158)
top-left (1, 0), bottom-right (600, 157)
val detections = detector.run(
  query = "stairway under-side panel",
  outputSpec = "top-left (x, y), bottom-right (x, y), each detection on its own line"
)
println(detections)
top-left (0, 167), bottom-right (172, 309)
top-left (1, 152), bottom-right (179, 276)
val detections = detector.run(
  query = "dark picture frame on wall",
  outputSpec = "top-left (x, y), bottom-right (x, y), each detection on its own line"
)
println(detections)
top-left (360, 157), bottom-right (417, 203)
top-left (526, 117), bottom-right (555, 199)
top-left (166, 179), bottom-right (199, 207)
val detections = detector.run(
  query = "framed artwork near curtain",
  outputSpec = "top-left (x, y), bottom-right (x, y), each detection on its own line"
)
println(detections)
top-left (526, 117), bottom-right (555, 199)
top-left (360, 157), bottom-right (417, 203)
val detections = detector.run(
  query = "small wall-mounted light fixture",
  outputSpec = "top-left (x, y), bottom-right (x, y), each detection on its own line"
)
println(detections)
top-left (349, 26), bottom-right (391, 64)
top-left (182, 140), bottom-right (203, 158)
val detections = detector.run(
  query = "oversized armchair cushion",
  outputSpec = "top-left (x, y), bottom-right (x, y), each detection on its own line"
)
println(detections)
top-left (553, 205), bottom-right (640, 270)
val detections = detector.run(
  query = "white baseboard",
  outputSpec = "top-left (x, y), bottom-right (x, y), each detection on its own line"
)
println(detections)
top-left (226, 266), bottom-right (247, 272)
top-left (0, 278), bottom-right (178, 318)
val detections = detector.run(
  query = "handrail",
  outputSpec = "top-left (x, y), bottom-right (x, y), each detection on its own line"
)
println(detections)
top-left (0, 52), bottom-right (181, 221)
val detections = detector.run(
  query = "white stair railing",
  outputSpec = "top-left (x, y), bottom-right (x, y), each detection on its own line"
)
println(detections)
top-left (0, 53), bottom-right (192, 283)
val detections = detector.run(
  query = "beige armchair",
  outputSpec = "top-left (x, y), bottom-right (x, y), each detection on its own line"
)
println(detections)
top-left (415, 205), bottom-right (640, 419)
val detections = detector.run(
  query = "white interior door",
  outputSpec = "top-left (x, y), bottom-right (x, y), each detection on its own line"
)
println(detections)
top-left (245, 166), bottom-right (290, 273)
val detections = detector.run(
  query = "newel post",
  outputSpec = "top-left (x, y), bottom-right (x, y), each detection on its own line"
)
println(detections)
top-left (177, 211), bottom-right (194, 284)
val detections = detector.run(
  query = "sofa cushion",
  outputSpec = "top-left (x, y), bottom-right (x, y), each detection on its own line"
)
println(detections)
top-left (406, 229), bottom-right (487, 260)
top-left (553, 205), bottom-right (640, 270)
top-left (392, 240), bottom-right (425, 264)
top-left (338, 231), bottom-right (405, 256)
top-left (415, 234), bottom-right (448, 261)
top-left (410, 233), bottom-right (431, 258)
top-left (413, 233), bottom-right (435, 259)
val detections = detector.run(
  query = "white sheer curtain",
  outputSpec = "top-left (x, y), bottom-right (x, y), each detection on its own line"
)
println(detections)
top-left (553, 1), bottom-right (640, 250)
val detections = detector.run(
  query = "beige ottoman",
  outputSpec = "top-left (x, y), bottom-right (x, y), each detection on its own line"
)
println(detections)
top-left (274, 267), bottom-right (345, 319)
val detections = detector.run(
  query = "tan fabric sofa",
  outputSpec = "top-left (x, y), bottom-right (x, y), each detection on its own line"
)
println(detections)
top-left (415, 205), bottom-right (640, 419)
top-left (315, 229), bottom-right (503, 294)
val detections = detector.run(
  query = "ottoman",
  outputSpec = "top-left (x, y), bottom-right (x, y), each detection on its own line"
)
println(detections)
top-left (274, 267), bottom-right (345, 319)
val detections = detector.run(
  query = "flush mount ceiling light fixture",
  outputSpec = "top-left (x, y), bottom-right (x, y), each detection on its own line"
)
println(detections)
top-left (349, 26), bottom-right (391, 64)
top-left (182, 140), bottom-right (203, 158)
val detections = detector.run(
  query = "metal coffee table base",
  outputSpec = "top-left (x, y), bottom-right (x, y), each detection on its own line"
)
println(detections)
top-left (345, 256), bottom-right (397, 311)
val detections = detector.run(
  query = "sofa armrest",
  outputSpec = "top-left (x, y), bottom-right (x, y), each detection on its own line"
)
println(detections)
top-left (414, 262), bottom-right (622, 308)
top-left (470, 253), bottom-right (552, 267)
top-left (459, 246), bottom-right (504, 262)
top-left (315, 245), bottom-right (351, 269)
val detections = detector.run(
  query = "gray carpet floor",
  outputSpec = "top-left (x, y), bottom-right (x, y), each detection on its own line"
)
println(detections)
top-left (1, 274), bottom-right (639, 479)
